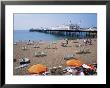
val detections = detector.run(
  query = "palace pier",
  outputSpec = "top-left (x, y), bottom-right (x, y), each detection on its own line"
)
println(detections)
top-left (29, 29), bottom-right (97, 38)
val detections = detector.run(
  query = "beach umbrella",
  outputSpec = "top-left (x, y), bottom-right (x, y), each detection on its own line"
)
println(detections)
top-left (66, 59), bottom-right (82, 67)
top-left (28, 64), bottom-right (48, 74)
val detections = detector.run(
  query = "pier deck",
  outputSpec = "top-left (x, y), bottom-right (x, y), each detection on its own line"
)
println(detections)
top-left (29, 29), bottom-right (97, 38)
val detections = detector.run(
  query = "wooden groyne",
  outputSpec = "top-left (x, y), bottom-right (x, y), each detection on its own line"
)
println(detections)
top-left (29, 29), bottom-right (97, 38)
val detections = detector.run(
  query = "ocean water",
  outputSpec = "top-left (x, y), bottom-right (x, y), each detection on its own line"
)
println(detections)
top-left (14, 30), bottom-right (87, 42)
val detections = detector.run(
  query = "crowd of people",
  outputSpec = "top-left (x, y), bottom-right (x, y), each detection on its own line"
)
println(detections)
top-left (83, 38), bottom-right (92, 45)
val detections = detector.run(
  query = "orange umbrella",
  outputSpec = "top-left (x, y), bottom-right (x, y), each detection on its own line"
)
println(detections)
top-left (28, 64), bottom-right (48, 74)
top-left (66, 59), bottom-right (82, 67)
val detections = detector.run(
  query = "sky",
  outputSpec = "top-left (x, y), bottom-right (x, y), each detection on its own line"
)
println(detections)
top-left (14, 13), bottom-right (97, 30)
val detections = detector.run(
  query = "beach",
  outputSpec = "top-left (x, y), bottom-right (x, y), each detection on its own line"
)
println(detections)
top-left (13, 38), bottom-right (97, 75)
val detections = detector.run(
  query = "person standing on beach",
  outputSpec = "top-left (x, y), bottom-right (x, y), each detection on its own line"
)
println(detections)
top-left (83, 39), bottom-right (87, 46)
top-left (89, 38), bottom-right (92, 45)
top-left (66, 39), bottom-right (68, 45)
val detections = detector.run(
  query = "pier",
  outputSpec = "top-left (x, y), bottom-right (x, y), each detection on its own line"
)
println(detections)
top-left (29, 29), bottom-right (97, 38)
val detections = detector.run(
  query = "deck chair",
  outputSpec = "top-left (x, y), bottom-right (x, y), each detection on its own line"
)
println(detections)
top-left (45, 44), bottom-right (51, 49)
top-left (64, 54), bottom-right (75, 60)
top-left (21, 46), bottom-right (27, 50)
top-left (33, 44), bottom-right (40, 48)
top-left (34, 51), bottom-right (47, 57)
top-left (14, 42), bottom-right (17, 45)
top-left (15, 64), bottom-right (29, 70)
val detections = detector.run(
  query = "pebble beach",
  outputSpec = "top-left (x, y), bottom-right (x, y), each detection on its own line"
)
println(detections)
top-left (13, 38), bottom-right (97, 75)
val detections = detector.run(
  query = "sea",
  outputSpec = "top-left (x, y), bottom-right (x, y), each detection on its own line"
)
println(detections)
top-left (14, 30), bottom-right (88, 42)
